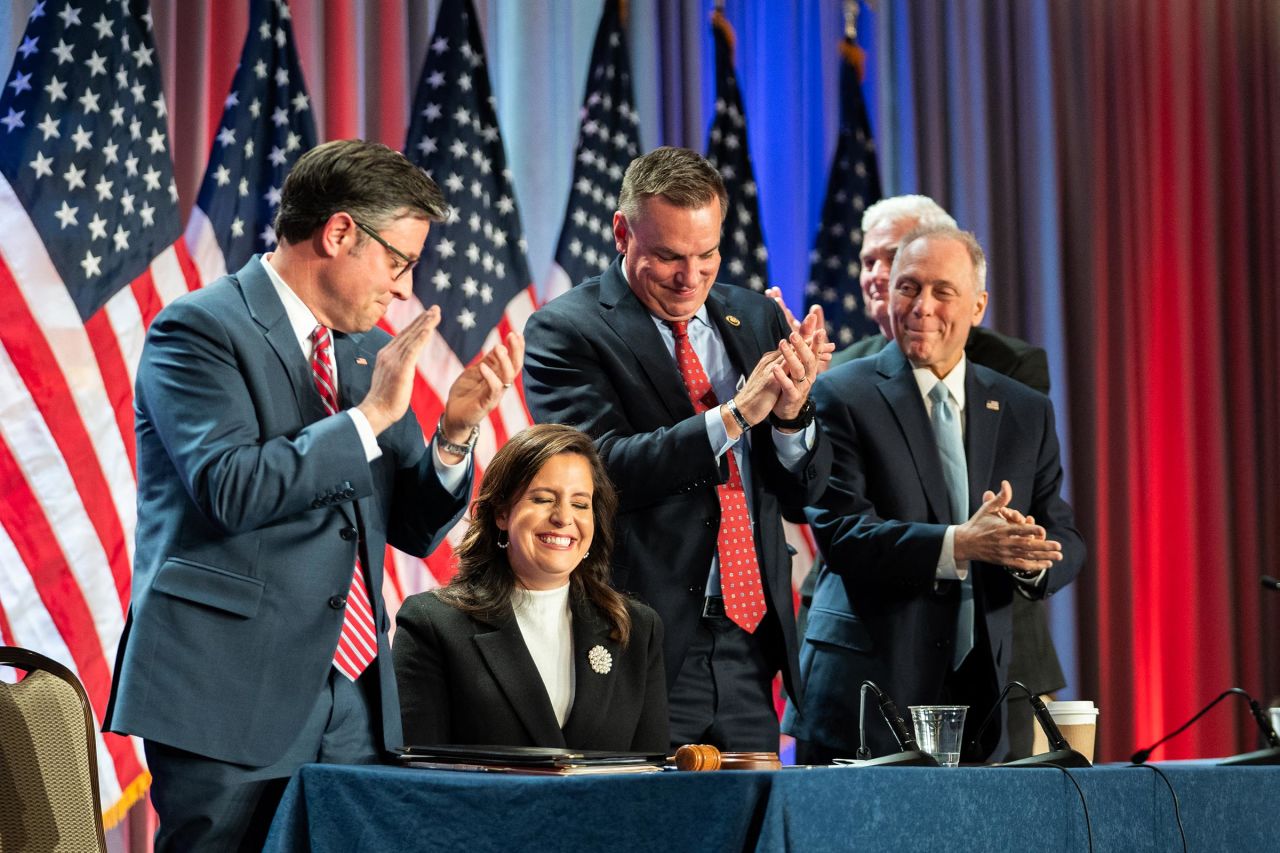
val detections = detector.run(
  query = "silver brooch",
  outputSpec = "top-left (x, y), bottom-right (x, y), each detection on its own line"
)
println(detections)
top-left (588, 645), bottom-right (612, 675)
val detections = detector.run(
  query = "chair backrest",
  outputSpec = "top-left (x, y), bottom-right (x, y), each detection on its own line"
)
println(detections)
top-left (0, 646), bottom-right (108, 853)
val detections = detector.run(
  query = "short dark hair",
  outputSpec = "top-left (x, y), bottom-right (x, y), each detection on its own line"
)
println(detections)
top-left (273, 139), bottom-right (449, 244)
top-left (617, 146), bottom-right (728, 222)
top-left (437, 424), bottom-right (633, 645)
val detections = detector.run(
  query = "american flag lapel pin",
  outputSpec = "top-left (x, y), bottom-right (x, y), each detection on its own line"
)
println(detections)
top-left (986, 400), bottom-right (1000, 411)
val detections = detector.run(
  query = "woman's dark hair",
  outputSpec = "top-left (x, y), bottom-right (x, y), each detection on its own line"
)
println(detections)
top-left (436, 424), bottom-right (632, 645)
top-left (273, 139), bottom-right (449, 244)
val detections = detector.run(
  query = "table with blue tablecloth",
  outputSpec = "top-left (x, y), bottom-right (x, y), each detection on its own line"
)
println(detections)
top-left (263, 761), bottom-right (1278, 852)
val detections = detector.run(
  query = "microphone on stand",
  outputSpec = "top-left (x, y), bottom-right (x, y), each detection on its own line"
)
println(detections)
top-left (1130, 687), bottom-right (1280, 766)
top-left (1261, 575), bottom-right (1280, 592)
top-left (853, 681), bottom-right (939, 767)
top-left (1001, 692), bottom-right (1091, 768)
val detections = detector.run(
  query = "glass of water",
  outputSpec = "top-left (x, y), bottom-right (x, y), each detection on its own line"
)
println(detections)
top-left (909, 705), bottom-right (968, 767)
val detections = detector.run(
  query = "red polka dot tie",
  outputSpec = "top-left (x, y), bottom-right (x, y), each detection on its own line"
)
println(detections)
top-left (311, 326), bottom-right (378, 680)
top-left (668, 320), bottom-right (766, 633)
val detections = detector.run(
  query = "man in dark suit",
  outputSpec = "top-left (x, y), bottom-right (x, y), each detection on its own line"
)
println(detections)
top-left (780, 195), bottom-right (1066, 758)
top-left (785, 226), bottom-right (1084, 764)
top-left (524, 147), bottom-right (832, 751)
top-left (104, 140), bottom-right (522, 850)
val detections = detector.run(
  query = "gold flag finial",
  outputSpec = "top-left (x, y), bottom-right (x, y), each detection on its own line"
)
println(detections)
top-left (843, 0), bottom-right (859, 41)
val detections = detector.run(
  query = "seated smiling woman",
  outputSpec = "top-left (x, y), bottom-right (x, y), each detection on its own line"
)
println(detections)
top-left (393, 424), bottom-right (668, 752)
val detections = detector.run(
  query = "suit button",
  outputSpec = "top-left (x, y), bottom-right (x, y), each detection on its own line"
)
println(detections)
top-left (329, 596), bottom-right (346, 609)
top-left (340, 527), bottom-right (357, 541)
top-left (342, 487), bottom-right (356, 499)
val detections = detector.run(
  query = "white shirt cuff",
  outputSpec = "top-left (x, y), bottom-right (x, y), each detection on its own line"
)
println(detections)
top-left (704, 407), bottom-right (735, 457)
top-left (346, 409), bottom-right (383, 462)
top-left (432, 436), bottom-right (470, 496)
top-left (936, 525), bottom-right (969, 580)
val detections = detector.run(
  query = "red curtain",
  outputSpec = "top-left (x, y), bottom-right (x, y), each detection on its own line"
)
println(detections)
top-left (150, 0), bottom-right (421, 222)
top-left (1053, 0), bottom-right (1280, 761)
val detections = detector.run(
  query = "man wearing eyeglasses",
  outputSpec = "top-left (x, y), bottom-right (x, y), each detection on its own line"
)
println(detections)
top-left (105, 139), bottom-right (523, 851)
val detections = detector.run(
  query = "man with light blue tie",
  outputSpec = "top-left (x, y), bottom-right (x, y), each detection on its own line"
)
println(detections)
top-left (786, 225), bottom-right (1085, 764)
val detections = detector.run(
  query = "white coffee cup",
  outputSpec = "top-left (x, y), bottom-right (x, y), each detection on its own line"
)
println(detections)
top-left (1030, 699), bottom-right (1099, 762)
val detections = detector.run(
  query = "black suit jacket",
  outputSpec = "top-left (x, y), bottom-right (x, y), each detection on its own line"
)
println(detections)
top-left (784, 345), bottom-right (1084, 759)
top-left (523, 258), bottom-right (832, 700)
top-left (393, 590), bottom-right (668, 752)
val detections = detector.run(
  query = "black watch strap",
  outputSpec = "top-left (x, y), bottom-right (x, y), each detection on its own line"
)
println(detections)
top-left (768, 397), bottom-right (816, 431)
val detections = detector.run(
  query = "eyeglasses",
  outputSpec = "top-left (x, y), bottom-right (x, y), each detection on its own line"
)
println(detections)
top-left (352, 218), bottom-right (418, 281)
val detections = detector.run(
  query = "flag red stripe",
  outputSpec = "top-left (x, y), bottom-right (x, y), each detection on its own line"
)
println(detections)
top-left (130, 268), bottom-right (164, 330)
top-left (382, 544), bottom-right (405, 602)
top-left (0, 259), bottom-right (133, 612)
top-left (410, 371), bottom-right (446, 443)
top-left (172, 237), bottom-right (203, 293)
top-left (0, 436), bottom-right (145, 785)
top-left (425, 541), bottom-right (458, 587)
top-left (82, 310), bottom-right (137, 485)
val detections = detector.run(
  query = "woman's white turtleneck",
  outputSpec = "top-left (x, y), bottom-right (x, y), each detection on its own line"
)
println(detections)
top-left (511, 583), bottom-right (575, 727)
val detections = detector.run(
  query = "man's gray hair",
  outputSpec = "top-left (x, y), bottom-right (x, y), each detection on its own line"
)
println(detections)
top-left (893, 224), bottom-right (988, 293)
top-left (861, 194), bottom-right (956, 236)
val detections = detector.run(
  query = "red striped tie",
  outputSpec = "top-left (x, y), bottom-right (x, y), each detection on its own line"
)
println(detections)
top-left (310, 326), bottom-right (378, 680)
top-left (668, 320), bottom-right (766, 633)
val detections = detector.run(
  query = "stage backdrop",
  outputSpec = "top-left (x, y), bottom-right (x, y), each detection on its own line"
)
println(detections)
top-left (1, 0), bottom-right (1277, 803)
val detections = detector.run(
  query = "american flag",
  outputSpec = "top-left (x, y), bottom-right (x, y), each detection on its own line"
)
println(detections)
top-left (705, 11), bottom-right (768, 292)
top-left (0, 0), bottom-right (199, 824)
top-left (545, 0), bottom-right (641, 301)
top-left (184, 0), bottom-right (316, 284)
top-left (806, 37), bottom-right (882, 348)
top-left (395, 0), bottom-right (536, 596)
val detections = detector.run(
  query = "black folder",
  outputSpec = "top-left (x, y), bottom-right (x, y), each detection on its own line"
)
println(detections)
top-left (398, 744), bottom-right (666, 775)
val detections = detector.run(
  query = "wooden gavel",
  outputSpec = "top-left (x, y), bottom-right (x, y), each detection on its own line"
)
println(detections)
top-left (672, 744), bottom-right (782, 771)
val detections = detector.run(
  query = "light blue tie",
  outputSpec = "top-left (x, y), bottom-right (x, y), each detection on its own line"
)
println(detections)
top-left (929, 382), bottom-right (974, 669)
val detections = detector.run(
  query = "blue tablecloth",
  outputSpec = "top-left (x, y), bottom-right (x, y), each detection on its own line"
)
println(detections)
top-left (264, 763), bottom-right (776, 853)
top-left (264, 761), bottom-right (1279, 852)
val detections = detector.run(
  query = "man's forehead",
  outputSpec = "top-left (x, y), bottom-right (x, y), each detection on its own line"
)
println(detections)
top-left (863, 217), bottom-right (918, 251)
top-left (895, 237), bottom-right (974, 282)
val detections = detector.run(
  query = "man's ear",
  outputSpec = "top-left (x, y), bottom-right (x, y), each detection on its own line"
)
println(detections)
top-left (318, 211), bottom-right (357, 259)
top-left (612, 211), bottom-right (629, 255)
top-left (971, 289), bottom-right (989, 325)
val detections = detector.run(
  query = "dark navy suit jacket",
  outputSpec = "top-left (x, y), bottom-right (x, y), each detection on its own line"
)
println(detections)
top-left (523, 258), bottom-right (831, 701)
top-left (104, 257), bottom-right (469, 766)
top-left (784, 344), bottom-right (1084, 759)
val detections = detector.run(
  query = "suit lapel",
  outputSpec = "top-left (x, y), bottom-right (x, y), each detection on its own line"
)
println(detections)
top-left (964, 365), bottom-right (1001, 511)
top-left (598, 259), bottom-right (699, 423)
top-left (704, 287), bottom-right (767, 382)
top-left (473, 608), bottom-right (567, 748)
top-left (875, 347), bottom-right (953, 524)
top-left (560, 594), bottom-right (620, 748)
top-left (238, 257), bottom-right (327, 426)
